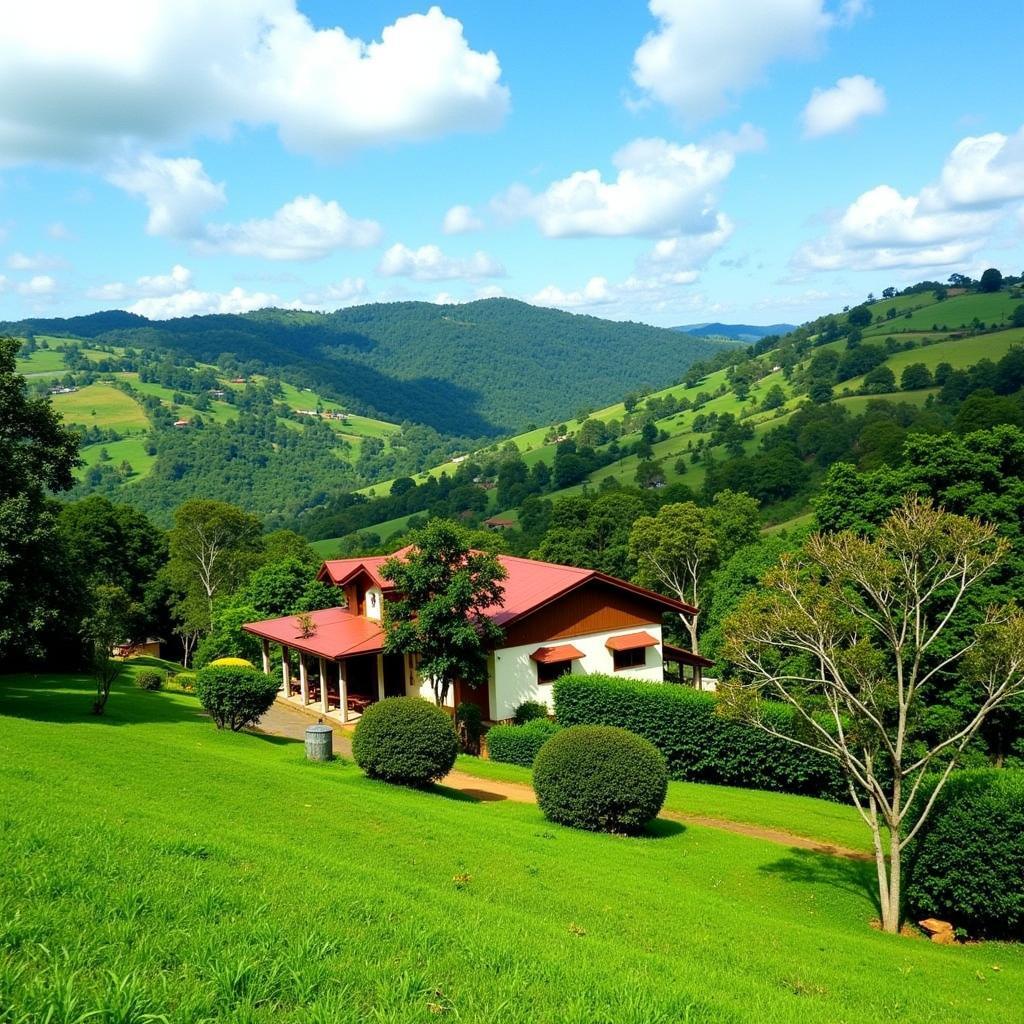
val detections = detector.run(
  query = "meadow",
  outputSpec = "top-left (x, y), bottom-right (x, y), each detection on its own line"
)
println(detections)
top-left (50, 383), bottom-right (150, 433)
top-left (1, 668), bottom-right (1021, 1024)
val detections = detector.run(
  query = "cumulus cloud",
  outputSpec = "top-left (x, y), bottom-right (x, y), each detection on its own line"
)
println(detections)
top-left (497, 133), bottom-right (754, 239)
top-left (47, 221), bottom-right (74, 240)
top-left (0, 3), bottom-right (509, 164)
top-left (6, 251), bottom-right (64, 271)
top-left (106, 155), bottom-right (226, 238)
top-left (632, 0), bottom-right (834, 119)
top-left (795, 125), bottom-right (1024, 271)
top-left (802, 75), bottom-right (885, 138)
top-left (17, 274), bottom-right (56, 295)
top-left (377, 243), bottom-right (505, 281)
top-left (128, 286), bottom-right (297, 319)
top-left (532, 276), bottom-right (614, 310)
top-left (442, 204), bottom-right (484, 234)
top-left (88, 264), bottom-right (193, 302)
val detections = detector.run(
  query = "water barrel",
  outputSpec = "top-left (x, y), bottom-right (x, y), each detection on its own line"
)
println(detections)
top-left (305, 723), bottom-right (333, 762)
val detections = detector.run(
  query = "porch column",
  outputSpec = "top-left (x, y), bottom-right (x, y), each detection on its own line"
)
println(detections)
top-left (261, 638), bottom-right (270, 675)
top-left (319, 657), bottom-right (329, 715)
top-left (299, 653), bottom-right (309, 705)
top-left (338, 659), bottom-right (349, 723)
top-left (376, 653), bottom-right (385, 702)
top-left (281, 645), bottom-right (290, 694)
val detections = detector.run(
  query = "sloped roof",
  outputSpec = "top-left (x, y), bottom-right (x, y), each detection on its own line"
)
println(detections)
top-left (242, 607), bottom-right (384, 660)
top-left (606, 631), bottom-right (659, 651)
top-left (530, 643), bottom-right (585, 663)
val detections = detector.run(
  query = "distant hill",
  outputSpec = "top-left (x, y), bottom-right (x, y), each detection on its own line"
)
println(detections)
top-left (675, 322), bottom-right (796, 342)
top-left (4, 299), bottom-right (734, 438)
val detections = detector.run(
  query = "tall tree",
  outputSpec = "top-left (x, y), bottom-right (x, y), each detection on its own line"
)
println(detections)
top-left (723, 497), bottom-right (1024, 933)
top-left (0, 336), bottom-right (80, 663)
top-left (82, 584), bottom-right (138, 715)
top-left (628, 490), bottom-right (759, 656)
top-left (381, 520), bottom-right (507, 706)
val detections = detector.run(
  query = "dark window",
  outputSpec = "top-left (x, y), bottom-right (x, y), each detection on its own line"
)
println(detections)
top-left (613, 647), bottom-right (646, 671)
top-left (537, 659), bottom-right (573, 684)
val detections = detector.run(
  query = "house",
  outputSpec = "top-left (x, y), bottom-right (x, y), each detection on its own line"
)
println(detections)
top-left (173, 419), bottom-right (190, 428)
top-left (483, 516), bottom-right (515, 531)
top-left (243, 547), bottom-right (712, 725)
top-left (113, 637), bottom-right (163, 659)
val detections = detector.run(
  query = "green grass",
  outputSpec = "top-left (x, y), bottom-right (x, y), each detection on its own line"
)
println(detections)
top-left (1, 671), bottom-right (1021, 1023)
top-left (50, 383), bottom-right (150, 433)
top-left (863, 291), bottom-right (1020, 336)
top-left (14, 347), bottom-right (68, 376)
top-left (76, 436), bottom-right (157, 481)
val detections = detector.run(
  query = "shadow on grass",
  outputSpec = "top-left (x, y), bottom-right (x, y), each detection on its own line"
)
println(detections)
top-left (759, 848), bottom-right (880, 912)
top-left (646, 818), bottom-right (686, 839)
top-left (430, 783), bottom-right (499, 803)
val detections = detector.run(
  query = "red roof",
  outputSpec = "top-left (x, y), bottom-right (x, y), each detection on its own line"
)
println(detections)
top-left (317, 546), bottom-right (414, 590)
top-left (531, 643), bottom-right (585, 663)
top-left (242, 607), bottom-right (384, 660)
top-left (606, 631), bottom-right (659, 651)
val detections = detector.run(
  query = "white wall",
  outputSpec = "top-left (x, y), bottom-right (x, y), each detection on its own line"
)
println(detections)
top-left (364, 586), bottom-right (383, 621)
top-left (490, 624), bottom-right (664, 721)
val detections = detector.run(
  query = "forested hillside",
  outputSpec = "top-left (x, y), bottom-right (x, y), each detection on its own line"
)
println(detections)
top-left (4, 299), bottom-right (730, 437)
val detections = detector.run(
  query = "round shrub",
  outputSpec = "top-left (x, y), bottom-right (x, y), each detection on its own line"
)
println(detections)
top-left (533, 725), bottom-right (668, 834)
top-left (905, 770), bottom-right (1024, 939)
top-left (170, 671), bottom-right (196, 692)
top-left (208, 656), bottom-right (256, 669)
top-left (487, 719), bottom-right (561, 767)
top-left (513, 700), bottom-right (549, 725)
top-left (195, 665), bottom-right (280, 732)
top-left (135, 669), bottom-right (165, 691)
top-left (352, 697), bottom-right (458, 786)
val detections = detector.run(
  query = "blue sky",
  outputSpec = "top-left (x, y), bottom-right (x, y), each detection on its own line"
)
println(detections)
top-left (1, 1), bottom-right (1023, 327)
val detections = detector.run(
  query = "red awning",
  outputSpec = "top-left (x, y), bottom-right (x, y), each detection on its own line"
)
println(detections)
top-left (530, 643), bottom-right (585, 664)
top-left (605, 631), bottom-right (659, 652)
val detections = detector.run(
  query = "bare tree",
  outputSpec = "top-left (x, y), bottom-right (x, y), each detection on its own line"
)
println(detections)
top-left (723, 496), bottom-right (1024, 933)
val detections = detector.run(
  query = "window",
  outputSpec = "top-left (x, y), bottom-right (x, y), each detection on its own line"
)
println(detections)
top-left (613, 647), bottom-right (646, 671)
top-left (537, 659), bottom-right (573, 684)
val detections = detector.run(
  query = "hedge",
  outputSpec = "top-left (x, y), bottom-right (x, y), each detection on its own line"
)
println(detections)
top-left (552, 673), bottom-right (846, 800)
top-left (352, 697), bottom-right (458, 786)
top-left (487, 719), bottom-right (561, 766)
top-left (195, 665), bottom-right (279, 732)
top-left (905, 770), bottom-right (1024, 940)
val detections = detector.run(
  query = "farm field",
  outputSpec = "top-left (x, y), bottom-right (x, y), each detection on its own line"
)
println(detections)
top-left (863, 291), bottom-right (1019, 335)
top-left (14, 347), bottom-right (68, 376)
top-left (1, 669), bottom-right (1021, 1024)
top-left (77, 435), bottom-right (157, 479)
top-left (49, 382), bottom-right (149, 433)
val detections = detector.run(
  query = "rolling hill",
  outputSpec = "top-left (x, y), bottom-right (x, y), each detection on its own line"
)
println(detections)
top-left (676, 322), bottom-right (795, 342)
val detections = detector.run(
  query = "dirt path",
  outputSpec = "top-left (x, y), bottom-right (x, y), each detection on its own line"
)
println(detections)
top-left (255, 699), bottom-right (869, 861)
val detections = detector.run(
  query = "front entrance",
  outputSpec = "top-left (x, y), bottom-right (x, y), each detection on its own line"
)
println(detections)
top-left (383, 653), bottom-right (406, 698)
top-left (453, 679), bottom-right (491, 721)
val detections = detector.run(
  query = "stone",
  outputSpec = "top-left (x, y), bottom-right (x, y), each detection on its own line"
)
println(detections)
top-left (918, 918), bottom-right (956, 944)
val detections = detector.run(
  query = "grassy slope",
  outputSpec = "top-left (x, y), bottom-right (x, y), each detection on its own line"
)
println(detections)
top-left (50, 382), bottom-right (150, 433)
top-left (1, 670), bottom-right (1020, 1024)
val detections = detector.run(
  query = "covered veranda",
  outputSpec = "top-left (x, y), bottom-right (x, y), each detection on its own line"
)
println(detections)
top-left (243, 607), bottom-right (415, 724)
top-left (663, 644), bottom-right (715, 690)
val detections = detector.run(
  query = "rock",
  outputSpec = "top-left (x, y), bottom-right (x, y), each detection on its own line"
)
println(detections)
top-left (918, 918), bottom-right (956, 944)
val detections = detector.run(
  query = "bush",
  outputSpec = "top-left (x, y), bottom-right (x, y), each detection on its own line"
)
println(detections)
top-left (513, 700), bottom-right (549, 725)
top-left (553, 674), bottom-right (846, 800)
top-left (352, 697), bottom-right (458, 786)
top-left (169, 671), bottom-right (196, 692)
top-left (195, 665), bottom-right (280, 732)
top-left (487, 719), bottom-right (561, 766)
top-left (533, 725), bottom-right (667, 834)
top-left (135, 669), bottom-right (165, 691)
top-left (905, 770), bottom-right (1024, 940)
top-left (455, 702), bottom-right (483, 755)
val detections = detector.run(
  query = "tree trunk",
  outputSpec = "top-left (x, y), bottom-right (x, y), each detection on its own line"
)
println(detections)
top-left (882, 833), bottom-right (903, 934)
top-left (679, 610), bottom-right (700, 657)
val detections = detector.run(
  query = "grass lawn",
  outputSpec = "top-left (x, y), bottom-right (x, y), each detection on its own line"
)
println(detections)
top-left (76, 436), bottom-right (157, 481)
top-left (1, 671), bottom-right (1021, 1023)
top-left (14, 347), bottom-right (68, 376)
top-left (50, 383), bottom-right (150, 433)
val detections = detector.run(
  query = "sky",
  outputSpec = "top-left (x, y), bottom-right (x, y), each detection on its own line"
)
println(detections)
top-left (1, 0), bottom-right (1023, 328)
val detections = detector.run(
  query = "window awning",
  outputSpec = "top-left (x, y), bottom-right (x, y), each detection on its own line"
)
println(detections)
top-left (605, 631), bottom-right (659, 652)
top-left (530, 643), bottom-right (585, 664)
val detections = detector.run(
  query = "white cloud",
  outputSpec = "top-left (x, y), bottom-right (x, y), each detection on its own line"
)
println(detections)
top-left (17, 274), bottom-right (56, 295)
top-left (377, 243), bottom-right (505, 281)
top-left (0, 275), bottom-right (7, 293)
top-left (638, 212), bottom-right (735, 272)
top-left (0, 3), bottom-right (508, 164)
top-left (532, 276), bottom-right (614, 310)
top-left (89, 264), bottom-right (193, 302)
top-left (498, 133), bottom-right (753, 239)
top-left (106, 155), bottom-right (225, 238)
top-left (442, 204), bottom-right (483, 234)
top-left (802, 75), bottom-right (885, 138)
top-left (6, 251), bottom-right (63, 271)
top-left (200, 195), bottom-right (382, 260)
top-left (795, 125), bottom-right (1024, 271)
top-left (632, 0), bottom-right (832, 120)
top-left (128, 286), bottom-right (296, 319)
top-left (301, 276), bottom-right (369, 310)
top-left (47, 221), bottom-right (74, 240)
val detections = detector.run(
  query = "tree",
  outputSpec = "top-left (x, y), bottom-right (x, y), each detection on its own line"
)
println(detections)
top-left (863, 364), bottom-right (896, 394)
top-left (0, 336), bottom-right (80, 664)
top-left (1011, 303), bottom-right (1024, 329)
top-left (82, 584), bottom-right (137, 715)
top-left (761, 384), bottom-right (786, 411)
top-left (381, 520), bottom-right (507, 706)
top-left (168, 500), bottom-right (263, 627)
top-left (847, 305), bottom-right (872, 328)
top-left (628, 490), bottom-right (759, 657)
top-left (723, 497), bottom-right (1024, 933)
top-left (634, 459), bottom-right (665, 489)
top-left (899, 363), bottom-right (933, 390)
top-left (979, 267), bottom-right (1003, 293)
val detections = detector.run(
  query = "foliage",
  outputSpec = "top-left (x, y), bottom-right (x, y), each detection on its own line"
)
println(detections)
top-left (979, 268), bottom-right (1003, 293)
top-left (533, 724), bottom-right (668, 834)
top-left (381, 520), bottom-right (507, 705)
top-left (193, 603), bottom-right (263, 669)
top-left (351, 696), bottom-right (458, 786)
top-left (487, 719), bottom-right (561, 766)
top-left (553, 673), bottom-right (846, 799)
top-left (194, 664), bottom-right (279, 731)
top-left (513, 700), bottom-right (549, 724)
top-left (905, 770), bottom-right (1024, 940)
top-left (455, 701), bottom-right (483, 755)
top-left (81, 584), bottom-right (138, 715)
top-left (135, 669), bottom-right (165, 691)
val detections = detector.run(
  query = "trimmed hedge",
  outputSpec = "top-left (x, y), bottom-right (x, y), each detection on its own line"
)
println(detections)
top-left (487, 719), bottom-right (561, 766)
top-left (195, 665), bottom-right (279, 732)
top-left (533, 725), bottom-right (667, 833)
top-left (553, 673), bottom-right (846, 800)
top-left (513, 700), bottom-right (549, 725)
top-left (352, 697), bottom-right (458, 787)
top-left (906, 770), bottom-right (1024, 940)
top-left (135, 669), bottom-right (165, 691)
